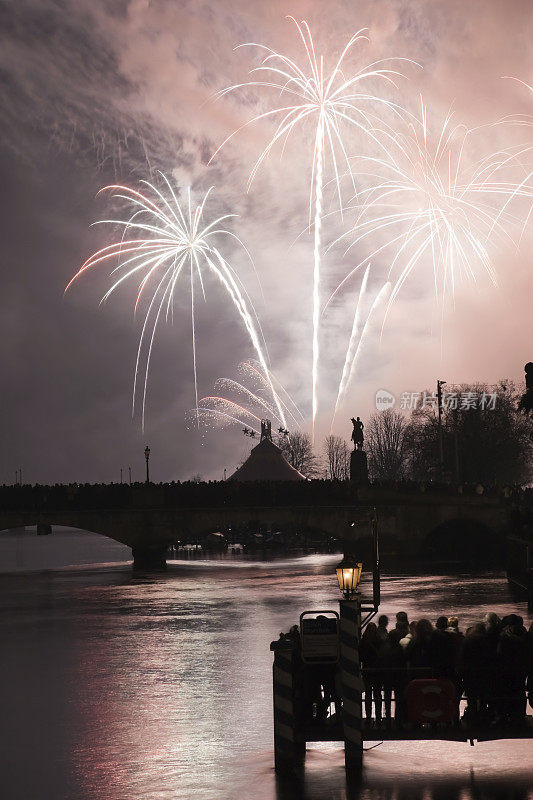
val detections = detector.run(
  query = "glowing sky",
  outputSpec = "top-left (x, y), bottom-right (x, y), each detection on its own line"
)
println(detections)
top-left (1, 0), bottom-right (532, 482)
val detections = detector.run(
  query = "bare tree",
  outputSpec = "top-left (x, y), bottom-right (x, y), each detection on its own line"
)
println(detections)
top-left (323, 434), bottom-right (350, 480)
top-left (279, 432), bottom-right (320, 477)
top-left (366, 409), bottom-right (410, 482)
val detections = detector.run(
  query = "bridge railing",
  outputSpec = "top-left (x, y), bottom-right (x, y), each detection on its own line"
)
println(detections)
top-left (0, 479), bottom-right (523, 513)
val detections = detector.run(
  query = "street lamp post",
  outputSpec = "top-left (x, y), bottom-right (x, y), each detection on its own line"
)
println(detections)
top-left (335, 512), bottom-right (379, 772)
top-left (437, 379), bottom-right (446, 481)
top-left (144, 446), bottom-right (150, 485)
top-left (336, 553), bottom-right (364, 772)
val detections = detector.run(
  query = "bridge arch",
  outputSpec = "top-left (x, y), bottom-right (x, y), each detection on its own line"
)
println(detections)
top-left (421, 517), bottom-right (504, 561)
top-left (0, 524), bottom-right (132, 570)
top-left (0, 522), bottom-right (114, 537)
top-left (0, 517), bottom-right (129, 542)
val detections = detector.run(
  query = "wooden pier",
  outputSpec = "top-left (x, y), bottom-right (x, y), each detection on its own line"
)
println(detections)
top-left (302, 716), bottom-right (533, 744)
top-left (271, 513), bottom-right (533, 775)
top-left (272, 631), bottom-right (533, 775)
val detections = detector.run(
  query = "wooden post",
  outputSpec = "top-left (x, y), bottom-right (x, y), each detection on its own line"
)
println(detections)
top-left (339, 598), bottom-right (363, 773)
top-left (271, 638), bottom-right (300, 771)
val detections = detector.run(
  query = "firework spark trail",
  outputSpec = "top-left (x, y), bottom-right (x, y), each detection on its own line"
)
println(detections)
top-left (312, 119), bottom-right (324, 438)
top-left (345, 282), bottom-right (391, 394)
top-left (233, 360), bottom-right (304, 428)
top-left (214, 378), bottom-right (280, 421)
top-left (196, 396), bottom-right (262, 427)
top-left (190, 258), bottom-right (199, 425)
top-left (496, 78), bottom-right (533, 243)
top-left (326, 101), bottom-right (533, 318)
top-left (502, 76), bottom-right (533, 95)
top-left (238, 360), bottom-right (306, 426)
top-left (330, 263), bottom-right (370, 431)
top-left (194, 408), bottom-right (261, 435)
top-left (211, 16), bottom-right (415, 437)
top-left (192, 396), bottom-right (263, 434)
top-left (195, 359), bottom-right (302, 433)
top-left (216, 376), bottom-right (301, 430)
top-left (67, 176), bottom-right (287, 429)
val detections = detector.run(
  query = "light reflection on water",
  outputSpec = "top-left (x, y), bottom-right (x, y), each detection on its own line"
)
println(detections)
top-left (0, 542), bottom-right (532, 800)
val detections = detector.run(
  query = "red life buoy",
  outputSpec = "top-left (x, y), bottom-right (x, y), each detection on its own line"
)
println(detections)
top-left (406, 679), bottom-right (458, 724)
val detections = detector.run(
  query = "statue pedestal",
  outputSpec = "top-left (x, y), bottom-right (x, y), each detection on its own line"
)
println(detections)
top-left (350, 449), bottom-right (368, 485)
top-left (519, 387), bottom-right (533, 414)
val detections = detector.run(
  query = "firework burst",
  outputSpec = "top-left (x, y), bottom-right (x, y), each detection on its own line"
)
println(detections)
top-left (210, 16), bottom-right (415, 437)
top-left (67, 175), bottom-right (286, 428)
top-left (193, 359), bottom-right (303, 433)
top-left (328, 100), bottom-right (533, 316)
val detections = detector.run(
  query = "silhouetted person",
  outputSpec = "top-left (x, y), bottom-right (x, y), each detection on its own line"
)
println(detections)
top-left (377, 614), bottom-right (389, 642)
top-left (459, 623), bottom-right (490, 724)
top-left (406, 619), bottom-right (434, 676)
top-left (484, 612), bottom-right (502, 638)
top-left (483, 612), bottom-right (502, 718)
top-left (446, 616), bottom-right (464, 670)
top-left (431, 616), bottom-right (456, 679)
top-left (395, 611), bottom-right (410, 640)
top-left (435, 615), bottom-right (448, 631)
top-left (378, 629), bottom-right (407, 726)
top-left (496, 614), bottom-right (529, 725)
top-left (360, 622), bottom-right (382, 724)
top-left (400, 620), bottom-right (416, 650)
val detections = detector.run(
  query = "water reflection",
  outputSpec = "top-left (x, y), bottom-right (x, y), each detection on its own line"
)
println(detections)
top-left (273, 756), bottom-right (533, 800)
top-left (0, 546), bottom-right (531, 799)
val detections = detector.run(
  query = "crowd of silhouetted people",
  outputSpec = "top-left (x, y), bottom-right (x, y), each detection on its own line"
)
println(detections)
top-left (359, 611), bottom-right (533, 727)
top-left (0, 479), bottom-right (529, 514)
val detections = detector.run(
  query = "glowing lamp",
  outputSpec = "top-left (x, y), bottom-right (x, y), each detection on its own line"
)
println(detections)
top-left (336, 555), bottom-right (362, 599)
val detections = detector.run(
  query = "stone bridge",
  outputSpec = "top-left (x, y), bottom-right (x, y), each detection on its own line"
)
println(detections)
top-left (0, 481), bottom-right (515, 569)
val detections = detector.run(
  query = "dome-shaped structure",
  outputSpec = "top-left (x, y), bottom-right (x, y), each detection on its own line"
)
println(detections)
top-left (229, 422), bottom-right (306, 481)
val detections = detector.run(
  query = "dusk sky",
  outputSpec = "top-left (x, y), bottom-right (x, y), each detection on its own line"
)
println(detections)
top-left (1, 0), bottom-right (533, 484)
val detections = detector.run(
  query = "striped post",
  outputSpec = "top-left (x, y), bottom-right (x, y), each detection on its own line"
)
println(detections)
top-left (339, 598), bottom-right (363, 772)
top-left (271, 638), bottom-right (299, 771)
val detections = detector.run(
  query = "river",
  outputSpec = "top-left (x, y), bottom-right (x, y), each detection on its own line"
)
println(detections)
top-left (0, 529), bottom-right (532, 800)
